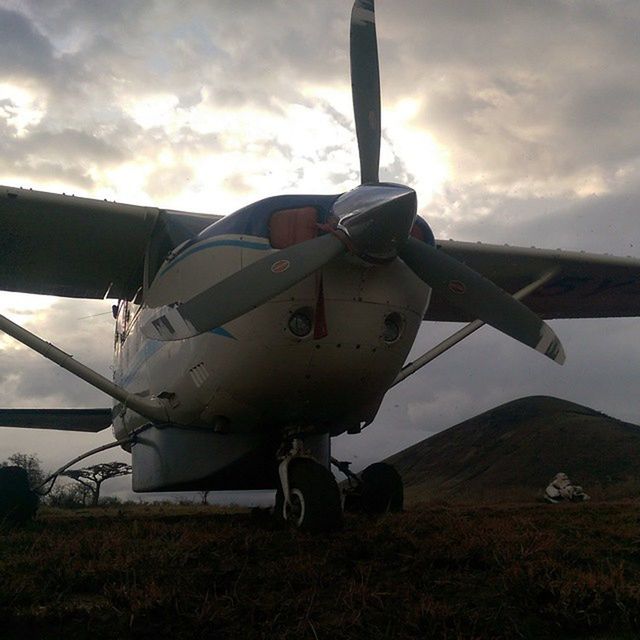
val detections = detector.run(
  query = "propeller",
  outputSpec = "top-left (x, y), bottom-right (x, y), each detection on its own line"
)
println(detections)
top-left (144, 0), bottom-right (565, 365)
top-left (351, 0), bottom-right (381, 184)
top-left (399, 238), bottom-right (565, 363)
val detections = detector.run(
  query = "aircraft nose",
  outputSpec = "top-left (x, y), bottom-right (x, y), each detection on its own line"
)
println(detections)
top-left (333, 183), bottom-right (417, 261)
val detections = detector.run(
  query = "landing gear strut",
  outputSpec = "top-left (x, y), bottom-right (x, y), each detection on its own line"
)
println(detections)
top-left (275, 438), bottom-right (343, 532)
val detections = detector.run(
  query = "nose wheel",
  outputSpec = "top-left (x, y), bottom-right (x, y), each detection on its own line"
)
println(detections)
top-left (276, 441), bottom-right (343, 532)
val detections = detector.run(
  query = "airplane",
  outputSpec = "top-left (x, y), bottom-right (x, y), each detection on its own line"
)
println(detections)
top-left (1, 0), bottom-right (640, 531)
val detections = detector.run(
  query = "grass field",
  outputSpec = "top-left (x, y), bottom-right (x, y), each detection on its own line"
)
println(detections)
top-left (2, 501), bottom-right (640, 639)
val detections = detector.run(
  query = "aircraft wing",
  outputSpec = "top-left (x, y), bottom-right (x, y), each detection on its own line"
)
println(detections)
top-left (0, 408), bottom-right (112, 432)
top-left (0, 186), bottom-right (222, 300)
top-left (425, 240), bottom-right (640, 321)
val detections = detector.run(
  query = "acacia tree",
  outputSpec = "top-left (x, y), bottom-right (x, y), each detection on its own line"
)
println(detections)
top-left (47, 482), bottom-right (90, 508)
top-left (62, 462), bottom-right (132, 506)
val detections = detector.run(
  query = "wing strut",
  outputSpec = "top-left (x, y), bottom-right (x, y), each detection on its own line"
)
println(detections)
top-left (391, 270), bottom-right (561, 388)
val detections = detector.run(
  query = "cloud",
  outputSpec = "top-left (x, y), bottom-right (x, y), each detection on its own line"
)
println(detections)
top-left (376, 1), bottom-right (640, 201)
top-left (428, 181), bottom-right (640, 259)
top-left (0, 8), bottom-right (55, 80)
top-left (0, 298), bottom-right (113, 408)
top-left (3, 0), bottom-right (639, 200)
top-left (0, 296), bottom-right (121, 475)
top-left (145, 163), bottom-right (195, 201)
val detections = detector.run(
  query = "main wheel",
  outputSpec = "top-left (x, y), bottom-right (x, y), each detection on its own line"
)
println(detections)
top-left (275, 458), bottom-right (343, 532)
top-left (0, 466), bottom-right (39, 526)
top-left (360, 462), bottom-right (404, 514)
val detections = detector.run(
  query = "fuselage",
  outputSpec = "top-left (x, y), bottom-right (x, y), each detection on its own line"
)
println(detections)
top-left (111, 194), bottom-right (433, 490)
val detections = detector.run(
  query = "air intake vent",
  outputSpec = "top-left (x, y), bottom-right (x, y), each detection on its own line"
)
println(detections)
top-left (189, 362), bottom-right (210, 388)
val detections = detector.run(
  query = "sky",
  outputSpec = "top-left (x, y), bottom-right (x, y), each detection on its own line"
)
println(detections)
top-left (1, 0), bottom-right (639, 502)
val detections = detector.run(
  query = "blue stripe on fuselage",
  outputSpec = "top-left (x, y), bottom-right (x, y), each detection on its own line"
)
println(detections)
top-left (119, 339), bottom-right (165, 387)
top-left (119, 327), bottom-right (237, 387)
top-left (163, 194), bottom-right (341, 273)
top-left (211, 326), bottom-right (236, 339)
top-left (158, 237), bottom-right (271, 277)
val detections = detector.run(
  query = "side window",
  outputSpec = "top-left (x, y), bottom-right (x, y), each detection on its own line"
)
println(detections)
top-left (115, 300), bottom-right (127, 342)
top-left (269, 207), bottom-right (318, 249)
top-left (114, 296), bottom-right (141, 341)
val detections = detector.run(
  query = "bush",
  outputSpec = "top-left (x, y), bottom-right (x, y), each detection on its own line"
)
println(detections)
top-left (0, 466), bottom-right (39, 525)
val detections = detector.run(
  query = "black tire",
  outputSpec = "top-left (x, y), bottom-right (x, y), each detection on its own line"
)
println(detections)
top-left (275, 459), bottom-right (343, 532)
top-left (342, 490), bottom-right (363, 513)
top-left (360, 462), bottom-right (404, 514)
top-left (0, 466), bottom-right (39, 527)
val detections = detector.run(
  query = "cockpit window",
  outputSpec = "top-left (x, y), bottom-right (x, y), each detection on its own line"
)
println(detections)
top-left (269, 207), bottom-right (318, 249)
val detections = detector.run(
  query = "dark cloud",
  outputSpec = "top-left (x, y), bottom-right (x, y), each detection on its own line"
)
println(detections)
top-left (0, 125), bottom-right (125, 188)
top-left (21, 129), bottom-right (123, 163)
top-left (428, 182), bottom-right (640, 258)
top-left (0, 8), bottom-right (54, 80)
top-left (4, 0), bottom-right (346, 111)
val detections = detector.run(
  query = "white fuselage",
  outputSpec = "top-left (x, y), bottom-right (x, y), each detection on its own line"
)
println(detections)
top-left (111, 234), bottom-right (430, 491)
top-left (114, 234), bottom-right (430, 436)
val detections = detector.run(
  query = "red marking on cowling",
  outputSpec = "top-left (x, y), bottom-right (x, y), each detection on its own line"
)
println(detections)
top-left (448, 280), bottom-right (466, 295)
top-left (271, 259), bottom-right (291, 274)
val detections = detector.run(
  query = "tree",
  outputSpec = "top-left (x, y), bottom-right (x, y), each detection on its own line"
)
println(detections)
top-left (1, 453), bottom-right (45, 488)
top-left (46, 483), bottom-right (88, 509)
top-left (62, 462), bottom-right (132, 506)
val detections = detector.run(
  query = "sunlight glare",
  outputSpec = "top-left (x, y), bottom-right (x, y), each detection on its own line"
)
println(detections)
top-left (383, 98), bottom-right (450, 207)
top-left (0, 82), bottom-right (46, 135)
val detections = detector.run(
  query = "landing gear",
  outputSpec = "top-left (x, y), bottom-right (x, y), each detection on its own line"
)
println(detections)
top-left (334, 459), bottom-right (404, 514)
top-left (276, 458), bottom-right (343, 532)
top-left (275, 438), bottom-right (343, 532)
top-left (274, 439), bottom-right (404, 531)
top-left (0, 466), bottom-right (39, 527)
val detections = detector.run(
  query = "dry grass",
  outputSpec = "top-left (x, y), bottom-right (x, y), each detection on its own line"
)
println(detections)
top-left (2, 502), bottom-right (640, 639)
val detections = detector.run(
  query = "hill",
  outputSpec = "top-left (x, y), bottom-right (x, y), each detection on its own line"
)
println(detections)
top-left (385, 396), bottom-right (640, 502)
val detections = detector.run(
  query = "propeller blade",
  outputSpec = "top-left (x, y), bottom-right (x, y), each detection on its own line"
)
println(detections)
top-left (399, 237), bottom-right (566, 364)
top-left (142, 233), bottom-right (347, 341)
top-left (350, 0), bottom-right (381, 184)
